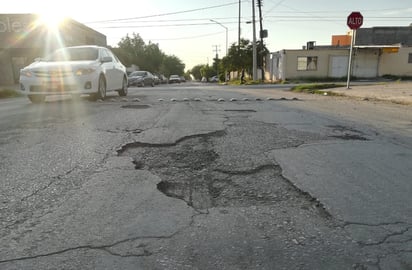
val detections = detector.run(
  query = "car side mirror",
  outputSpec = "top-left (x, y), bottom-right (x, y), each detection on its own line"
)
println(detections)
top-left (101, 56), bottom-right (113, 63)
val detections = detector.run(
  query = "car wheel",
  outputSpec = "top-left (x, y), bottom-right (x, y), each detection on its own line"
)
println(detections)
top-left (92, 75), bottom-right (106, 100)
top-left (118, 76), bottom-right (128, 96)
top-left (28, 95), bottom-right (45, 103)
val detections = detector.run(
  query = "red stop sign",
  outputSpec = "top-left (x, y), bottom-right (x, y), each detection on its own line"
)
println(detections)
top-left (347, 12), bottom-right (363, 30)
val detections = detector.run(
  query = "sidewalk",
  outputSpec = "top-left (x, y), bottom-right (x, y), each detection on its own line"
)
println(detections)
top-left (329, 81), bottom-right (412, 105)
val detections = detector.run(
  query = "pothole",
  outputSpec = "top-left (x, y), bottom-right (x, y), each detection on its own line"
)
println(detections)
top-left (121, 104), bottom-right (151, 109)
top-left (224, 109), bottom-right (257, 112)
top-left (119, 121), bottom-right (332, 217)
top-left (327, 125), bottom-right (370, 141)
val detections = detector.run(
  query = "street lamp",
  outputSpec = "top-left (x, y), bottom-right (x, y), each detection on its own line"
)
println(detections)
top-left (210, 19), bottom-right (228, 56)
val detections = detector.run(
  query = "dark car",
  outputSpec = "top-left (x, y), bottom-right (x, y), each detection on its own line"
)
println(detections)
top-left (158, 74), bottom-right (168, 84)
top-left (128, 71), bottom-right (155, 87)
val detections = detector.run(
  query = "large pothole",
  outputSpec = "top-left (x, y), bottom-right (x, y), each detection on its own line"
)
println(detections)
top-left (120, 120), bottom-right (332, 215)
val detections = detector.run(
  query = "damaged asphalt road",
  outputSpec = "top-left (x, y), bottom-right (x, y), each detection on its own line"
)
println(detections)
top-left (0, 87), bottom-right (411, 269)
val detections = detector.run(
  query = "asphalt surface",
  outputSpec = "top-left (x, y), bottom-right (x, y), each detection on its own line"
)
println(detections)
top-left (0, 82), bottom-right (411, 269)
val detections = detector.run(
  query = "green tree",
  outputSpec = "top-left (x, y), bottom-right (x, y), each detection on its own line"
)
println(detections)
top-left (160, 55), bottom-right (185, 77)
top-left (220, 38), bottom-right (253, 78)
top-left (113, 33), bottom-right (185, 75)
top-left (143, 42), bottom-right (164, 71)
top-left (190, 64), bottom-right (204, 81)
top-left (200, 65), bottom-right (215, 81)
top-left (116, 33), bottom-right (145, 67)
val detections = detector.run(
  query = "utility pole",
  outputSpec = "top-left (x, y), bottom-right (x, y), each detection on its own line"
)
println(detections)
top-left (238, 0), bottom-right (241, 52)
top-left (252, 0), bottom-right (257, 81)
top-left (257, 0), bottom-right (264, 81)
top-left (212, 45), bottom-right (221, 79)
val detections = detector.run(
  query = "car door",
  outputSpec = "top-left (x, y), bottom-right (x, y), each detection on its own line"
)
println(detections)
top-left (107, 49), bottom-right (125, 89)
top-left (99, 48), bottom-right (116, 90)
top-left (144, 72), bottom-right (151, 85)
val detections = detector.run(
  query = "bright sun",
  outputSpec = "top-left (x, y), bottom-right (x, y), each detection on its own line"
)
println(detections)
top-left (38, 12), bottom-right (66, 29)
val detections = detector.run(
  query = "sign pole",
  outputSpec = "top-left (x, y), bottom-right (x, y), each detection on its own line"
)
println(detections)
top-left (346, 29), bottom-right (355, 89)
top-left (346, 11), bottom-right (363, 89)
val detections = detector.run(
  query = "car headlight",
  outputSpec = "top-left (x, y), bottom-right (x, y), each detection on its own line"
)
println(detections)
top-left (20, 70), bottom-right (33, 77)
top-left (75, 68), bottom-right (96, 76)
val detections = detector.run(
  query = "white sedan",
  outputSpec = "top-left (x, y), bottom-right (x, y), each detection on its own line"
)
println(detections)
top-left (19, 45), bottom-right (128, 103)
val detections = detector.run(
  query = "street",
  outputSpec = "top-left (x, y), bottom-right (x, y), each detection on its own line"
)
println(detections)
top-left (0, 83), bottom-right (411, 270)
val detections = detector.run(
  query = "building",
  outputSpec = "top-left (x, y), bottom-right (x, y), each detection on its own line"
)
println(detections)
top-left (268, 26), bottom-right (412, 81)
top-left (0, 14), bottom-right (106, 86)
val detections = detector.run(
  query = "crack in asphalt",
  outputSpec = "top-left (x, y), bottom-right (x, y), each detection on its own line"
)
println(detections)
top-left (361, 227), bottom-right (412, 247)
top-left (20, 167), bottom-right (79, 203)
top-left (0, 210), bottom-right (206, 264)
top-left (116, 130), bottom-right (227, 155)
top-left (0, 241), bottom-right (153, 264)
top-left (343, 221), bottom-right (409, 227)
top-left (344, 222), bottom-right (412, 247)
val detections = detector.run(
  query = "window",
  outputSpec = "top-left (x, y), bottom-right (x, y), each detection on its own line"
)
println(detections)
top-left (297, 56), bottom-right (318, 71)
top-left (408, 53), bottom-right (412, 64)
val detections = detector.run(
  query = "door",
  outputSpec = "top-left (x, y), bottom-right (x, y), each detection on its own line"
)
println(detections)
top-left (329, 56), bottom-right (348, 78)
top-left (352, 49), bottom-right (379, 78)
top-left (100, 49), bottom-right (116, 90)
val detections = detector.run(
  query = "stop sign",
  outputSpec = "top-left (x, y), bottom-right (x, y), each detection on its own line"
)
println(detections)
top-left (347, 11), bottom-right (363, 30)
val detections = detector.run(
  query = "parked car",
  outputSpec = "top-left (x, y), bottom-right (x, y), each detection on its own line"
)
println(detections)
top-left (209, 75), bottom-right (219, 82)
top-left (128, 71), bottom-right (155, 87)
top-left (153, 75), bottom-right (160, 85)
top-left (19, 45), bottom-right (128, 103)
top-left (180, 76), bottom-right (186, 82)
top-left (158, 74), bottom-right (168, 84)
top-left (169, 75), bottom-right (181, 83)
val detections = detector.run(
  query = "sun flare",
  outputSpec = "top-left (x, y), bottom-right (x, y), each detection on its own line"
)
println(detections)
top-left (37, 12), bottom-right (66, 30)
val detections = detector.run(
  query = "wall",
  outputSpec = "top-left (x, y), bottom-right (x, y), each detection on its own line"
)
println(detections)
top-left (356, 27), bottom-right (412, 46)
top-left (281, 48), bottom-right (349, 79)
top-left (268, 47), bottom-right (399, 80)
top-left (379, 47), bottom-right (412, 77)
top-left (332, 35), bottom-right (352, 46)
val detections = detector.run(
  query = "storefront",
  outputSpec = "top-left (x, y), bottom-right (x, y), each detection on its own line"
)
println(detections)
top-left (0, 14), bottom-right (106, 85)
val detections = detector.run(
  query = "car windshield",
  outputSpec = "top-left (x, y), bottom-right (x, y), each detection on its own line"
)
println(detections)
top-left (45, 47), bottom-right (99, 62)
top-left (129, 71), bottom-right (146, 77)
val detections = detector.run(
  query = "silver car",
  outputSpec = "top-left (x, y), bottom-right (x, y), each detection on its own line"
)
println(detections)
top-left (19, 45), bottom-right (128, 103)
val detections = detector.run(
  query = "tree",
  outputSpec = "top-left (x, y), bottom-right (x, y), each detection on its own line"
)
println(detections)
top-left (200, 65), bottom-right (215, 81)
top-left (113, 33), bottom-right (185, 75)
top-left (143, 42), bottom-right (164, 72)
top-left (160, 55), bottom-right (185, 77)
top-left (221, 38), bottom-right (253, 78)
top-left (116, 33), bottom-right (146, 67)
top-left (190, 64), bottom-right (204, 81)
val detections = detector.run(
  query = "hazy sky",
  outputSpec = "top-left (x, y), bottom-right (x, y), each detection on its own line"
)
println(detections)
top-left (3, 0), bottom-right (412, 69)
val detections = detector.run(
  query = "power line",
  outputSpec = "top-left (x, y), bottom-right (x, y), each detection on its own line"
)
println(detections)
top-left (84, 1), bottom-right (245, 24)
top-left (94, 22), bottom-right (240, 29)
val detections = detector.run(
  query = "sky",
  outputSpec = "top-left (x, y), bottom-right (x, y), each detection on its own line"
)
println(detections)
top-left (3, 0), bottom-right (412, 70)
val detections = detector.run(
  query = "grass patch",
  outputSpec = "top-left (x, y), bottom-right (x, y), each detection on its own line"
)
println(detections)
top-left (0, 89), bottom-right (23, 99)
top-left (291, 83), bottom-right (345, 95)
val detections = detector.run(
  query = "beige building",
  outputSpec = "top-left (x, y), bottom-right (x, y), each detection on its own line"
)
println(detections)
top-left (0, 14), bottom-right (106, 85)
top-left (268, 26), bottom-right (412, 81)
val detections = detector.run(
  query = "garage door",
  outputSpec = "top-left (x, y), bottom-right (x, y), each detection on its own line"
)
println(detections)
top-left (329, 56), bottom-right (348, 78)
